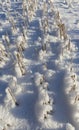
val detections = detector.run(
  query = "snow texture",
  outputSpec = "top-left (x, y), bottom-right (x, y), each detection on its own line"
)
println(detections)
top-left (0, 0), bottom-right (79, 130)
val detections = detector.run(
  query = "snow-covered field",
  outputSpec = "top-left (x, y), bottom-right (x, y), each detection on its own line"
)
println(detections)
top-left (0, 0), bottom-right (79, 130)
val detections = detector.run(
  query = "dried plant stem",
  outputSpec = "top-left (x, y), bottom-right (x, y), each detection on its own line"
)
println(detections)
top-left (74, 95), bottom-right (79, 103)
top-left (42, 43), bottom-right (46, 51)
top-left (58, 23), bottom-right (67, 40)
top-left (5, 33), bottom-right (10, 46)
top-left (71, 74), bottom-right (76, 82)
top-left (8, 88), bottom-right (19, 106)
top-left (16, 53), bottom-right (25, 75)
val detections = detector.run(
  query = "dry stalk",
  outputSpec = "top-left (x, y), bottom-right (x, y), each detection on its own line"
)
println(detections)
top-left (42, 43), bottom-right (46, 51)
top-left (0, 46), bottom-right (7, 58)
top-left (5, 33), bottom-right (10, 46)
top-left (17, 37), bottom-right (26, 52)
top-left (67, 39), bottom-right (71, 50)
top-left (34, 0), bottom-right (37, 10)
top-left (7, 88), bottom-right (19, 106)
top-left (43, 2), bottom-right (48, 15)
top-left (69, 84), bottom-right (76, 93)
top-left (55, 11), bottom-right (62, 27)
top-left (9, 16), bottom-right (16, 31)
top-left (22, 1), bottom-right (27, 17)
top-left (74, 95), bottom-right (79, 103)
top-left (48, 0), bottom-right (54, 9)
top-left (55, 11), bottom-right (60, 22)
top-left (17, 44), bottom-right (23, 56)
top-left (42, 18), bottom-right (48, 34)
top-left (71, 74), bottom-right (76, 82)
top-left (58, 23), bottom-right (67, 40)
top-left (28, 2), bottom-right (35, 20)
top-left (16, 52), bottom-right (26, 75)
top-left (20, 41), bottom-right (25, 51)
top-left (40, 75), bottom-right (45, 85)
top-left (70, 67), bottom-right (73, 72)
top-left (65, 39), bottom-right (71, 51)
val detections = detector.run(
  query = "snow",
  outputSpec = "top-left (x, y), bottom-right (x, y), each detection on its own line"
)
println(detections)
top-left (66, 123), bottom-right (75, 130)
top-left (0, 0), bottom-right (79, 129)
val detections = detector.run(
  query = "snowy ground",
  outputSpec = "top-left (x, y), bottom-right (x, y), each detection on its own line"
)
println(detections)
top-left (0, 0), bottom-right (79, 130)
